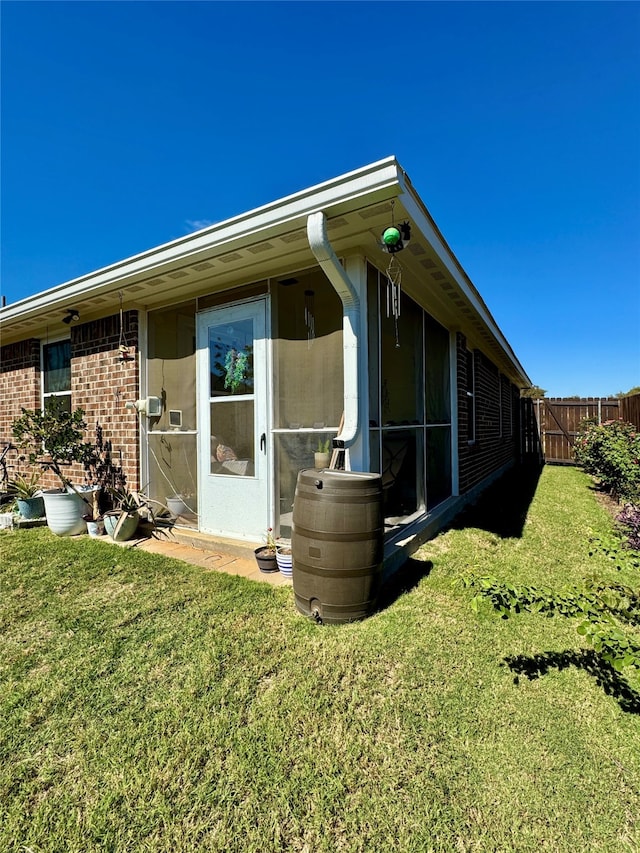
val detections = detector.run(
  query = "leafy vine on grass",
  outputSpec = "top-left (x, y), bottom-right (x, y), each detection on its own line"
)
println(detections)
top-left (457, 538), bottom-right (640, 680)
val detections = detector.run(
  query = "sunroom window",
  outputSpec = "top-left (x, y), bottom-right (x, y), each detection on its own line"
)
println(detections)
top-left (367, 264), bottom-right (452, 525)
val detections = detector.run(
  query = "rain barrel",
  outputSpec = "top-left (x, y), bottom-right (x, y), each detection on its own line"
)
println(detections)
top-left (292, 469), bottom-right (383, 625)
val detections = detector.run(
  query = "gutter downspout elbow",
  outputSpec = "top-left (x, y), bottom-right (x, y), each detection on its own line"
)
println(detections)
top-left (307, 211), bottom-right (360, 450)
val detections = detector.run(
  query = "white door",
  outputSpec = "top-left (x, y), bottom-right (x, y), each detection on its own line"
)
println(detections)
top-left (196, 299), bottom-right (270, 541)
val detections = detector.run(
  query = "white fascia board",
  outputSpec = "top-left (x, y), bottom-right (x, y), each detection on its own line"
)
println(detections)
top-left (397, 173), bottom-right (531, 386)
top-left (2, 157), bottom-right (402, 325)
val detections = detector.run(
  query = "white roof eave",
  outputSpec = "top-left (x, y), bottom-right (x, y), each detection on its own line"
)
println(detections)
top-left (1, 157), bottom-right (402, 326)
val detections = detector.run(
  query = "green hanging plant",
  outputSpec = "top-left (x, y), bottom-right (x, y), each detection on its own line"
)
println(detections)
top-left (224, 348), bottom-right (249, 393)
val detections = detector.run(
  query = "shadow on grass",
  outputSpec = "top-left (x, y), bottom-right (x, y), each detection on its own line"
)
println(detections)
top-left (377, 558), bottom-right (433, 611)
top-left (503, 649), bottom-right (640, 714)
top-left (449, 461), bottom-right (543, 539)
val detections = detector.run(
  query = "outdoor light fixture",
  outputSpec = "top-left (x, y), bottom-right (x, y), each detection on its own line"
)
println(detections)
top-left (62, 308), bottom-right (80, 324)
top-left (381, 221), bottom-right (411, 254)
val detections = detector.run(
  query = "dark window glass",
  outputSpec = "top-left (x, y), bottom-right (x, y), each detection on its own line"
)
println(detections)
top-left (43, 340), bottom-right (71, 394)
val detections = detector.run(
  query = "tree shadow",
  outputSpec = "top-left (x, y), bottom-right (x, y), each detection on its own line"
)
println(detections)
top-left (377, 558), bottom-right (433, 611)
top-left (503, 649), bottom-right (640, 714)
top-left (449, 461), bottom-right (543, 539)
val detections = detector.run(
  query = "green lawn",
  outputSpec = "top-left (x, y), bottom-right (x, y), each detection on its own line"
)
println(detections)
top-left (1, 466), bottom-right (638, 852)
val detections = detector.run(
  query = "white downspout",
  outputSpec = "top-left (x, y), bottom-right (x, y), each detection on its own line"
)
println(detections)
top-left (307, 211), bottom-right (359, 450)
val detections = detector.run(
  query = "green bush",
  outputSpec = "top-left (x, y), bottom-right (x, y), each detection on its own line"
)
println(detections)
top-left (573, 419), bottom-right (640, 500)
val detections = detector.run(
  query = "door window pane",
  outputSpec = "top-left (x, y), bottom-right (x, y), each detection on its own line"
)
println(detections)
top-left (209, 319), bottom-right (254, 397)
top-left (210, 400), bottom-right (254, 476)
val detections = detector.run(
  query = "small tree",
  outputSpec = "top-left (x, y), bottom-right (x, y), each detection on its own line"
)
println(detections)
top-left (11, 399), bottom-right (95, 492)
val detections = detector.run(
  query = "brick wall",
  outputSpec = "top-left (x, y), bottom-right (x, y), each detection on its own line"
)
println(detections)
top-left (456, 332), bottom-right (521, 494)
top-left (72, 311), bottom-right (140, 489)
top-left (0, 339), bottom-right (41, 447)
top-left (0, 312), bottom-right (140, 489)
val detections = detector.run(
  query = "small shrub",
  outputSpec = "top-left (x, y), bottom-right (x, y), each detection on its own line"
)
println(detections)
top-left (573, 419), bottom-right (640, 501)
top-left (617, 504), bottom-right (640, 551)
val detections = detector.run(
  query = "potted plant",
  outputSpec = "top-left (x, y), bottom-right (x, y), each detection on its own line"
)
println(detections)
top-left (82, 498), bottom-right (105, 537)
top-left (275, 538), bottom-right (293, 579)
top-left (8, 471), bottom-right (45, 520)
top-left (11, 401), bottom-right (96, 536)
top-left (103, 486), bottom-right (148, 542)
top-left (314, 438), bottom-right (331, 470)
top-left (166, 494), bottom-right (193, 519)
top-left (254, 527), bottom-right (278, 572)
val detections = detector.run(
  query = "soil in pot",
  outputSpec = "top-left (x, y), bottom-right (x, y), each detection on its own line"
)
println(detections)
top-left (254, 547), bottom-right (278, 573)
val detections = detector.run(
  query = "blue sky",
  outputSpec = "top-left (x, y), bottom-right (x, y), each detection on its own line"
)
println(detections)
top-left (2, 0), bottom-right (639, 397)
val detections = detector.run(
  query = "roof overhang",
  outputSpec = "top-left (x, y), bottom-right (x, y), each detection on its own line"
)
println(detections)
top-left (0, 156), bottom-right (530, 386)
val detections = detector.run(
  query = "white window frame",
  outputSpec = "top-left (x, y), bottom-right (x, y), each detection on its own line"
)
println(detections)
top-left (41, 336), bottom-right (72, 410)
top-left (466, 349), bottom-right (476, 444)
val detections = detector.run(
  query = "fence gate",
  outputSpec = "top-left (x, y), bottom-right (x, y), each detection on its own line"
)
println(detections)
top-left (534, 397), bottom-right (620, 464)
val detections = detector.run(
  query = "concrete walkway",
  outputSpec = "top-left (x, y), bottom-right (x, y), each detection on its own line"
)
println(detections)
top-left (109, 524), bottom-right (291, 587)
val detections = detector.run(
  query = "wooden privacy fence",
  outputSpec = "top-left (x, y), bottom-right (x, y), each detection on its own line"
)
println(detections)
top-left (521, 395), bottom-right (640, 465)
top-left (534, 397), bottom-right (620, 465)
top-left (621, 393), bottom-right (640, 431)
